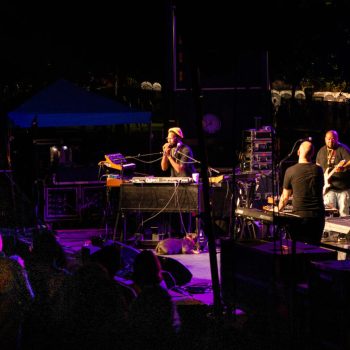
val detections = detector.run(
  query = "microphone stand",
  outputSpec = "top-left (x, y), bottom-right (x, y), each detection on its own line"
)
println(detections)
top-left (176, 150), bottom-right (219, 176)
top-left (276, 139), bottom-right (302, 194)
top-left (208, 167), bottom-right (220, 175)
top-left (125, 151), bottom-right (164, 159)
top-left (176, 150), bottom-right (201, 164)
top-left (124, 152), bottom-right (164, 168)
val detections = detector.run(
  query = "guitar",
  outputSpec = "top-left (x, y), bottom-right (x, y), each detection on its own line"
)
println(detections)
top-left (323, 159), bottom-right (346, 195)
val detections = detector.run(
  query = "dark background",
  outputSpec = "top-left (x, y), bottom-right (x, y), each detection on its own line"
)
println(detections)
top-left (2, 1), bottom-right (350, 89)
top-left (1, 0), bottom-right (350, 226)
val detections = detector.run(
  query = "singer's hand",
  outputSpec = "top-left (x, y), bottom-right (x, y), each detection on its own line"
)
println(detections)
top-left (162, 143), bottom-right (171, 156)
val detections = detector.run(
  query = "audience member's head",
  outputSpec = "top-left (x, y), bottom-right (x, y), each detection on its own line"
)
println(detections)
top-left (89, 243), bottom-right (121, 278)
top-left (132, 250), bottom-right (163, 288)
top-left (31, 230), bottom-right (66, 267)
top-left (0, 256), bottom-right (33, 299)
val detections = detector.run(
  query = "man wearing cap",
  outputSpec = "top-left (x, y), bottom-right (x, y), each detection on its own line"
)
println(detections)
top-left (161, 127), bottom-right (195, 177)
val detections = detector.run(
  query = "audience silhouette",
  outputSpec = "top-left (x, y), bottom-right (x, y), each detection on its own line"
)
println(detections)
top-left (129, 250), bottom-right (181, 350)
top-left (0, 257), bottom-right (34, 349)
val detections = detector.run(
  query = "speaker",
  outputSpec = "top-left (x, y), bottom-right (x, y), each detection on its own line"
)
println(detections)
top-left (157, 255), bottom-right (192, 286)
top-left (120, 183), bottom-right (200, 212)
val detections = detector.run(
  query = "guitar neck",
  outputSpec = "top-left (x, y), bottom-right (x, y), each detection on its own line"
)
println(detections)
top-left (324, 160), bottom-right (346, 194)
top-left (327, 167), bottom-right (337, 179)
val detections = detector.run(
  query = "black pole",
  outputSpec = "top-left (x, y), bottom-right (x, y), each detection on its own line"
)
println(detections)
top-left (191, 65), bottom-right (223, 317)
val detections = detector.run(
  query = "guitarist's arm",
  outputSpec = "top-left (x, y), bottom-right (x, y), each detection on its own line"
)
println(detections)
top-left (336, 159), bottom-right (350, 172)
top-left (323, 159), bottom-right (347, 195)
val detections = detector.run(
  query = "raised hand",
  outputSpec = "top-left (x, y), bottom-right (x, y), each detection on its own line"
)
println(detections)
top-left (162, 143), bottom-right (171, 156)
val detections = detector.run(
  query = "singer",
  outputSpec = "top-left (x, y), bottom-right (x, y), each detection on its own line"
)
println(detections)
top-left (161, 127), bottom-right (195, 177)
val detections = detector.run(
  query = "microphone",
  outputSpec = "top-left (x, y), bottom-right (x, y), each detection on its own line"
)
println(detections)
top-left (209, 167), bottom-right (220, 174)
top-left (174, 142), bottom-right (182, 156)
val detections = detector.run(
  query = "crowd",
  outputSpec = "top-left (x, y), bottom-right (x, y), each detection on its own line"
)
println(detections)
top-left (0, 230), bottom-right (191, 350)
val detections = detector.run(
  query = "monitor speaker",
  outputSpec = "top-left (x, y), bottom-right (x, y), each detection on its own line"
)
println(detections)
top-left (157, 256), bottom-right (192, 286)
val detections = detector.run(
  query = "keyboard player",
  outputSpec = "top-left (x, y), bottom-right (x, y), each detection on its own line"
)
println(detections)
top-left (161, 127), bottom-right (195, 177)
top-left (275, 141), bottom-right (325, 245)
top-left (161, 127), bottom-right (197, 237)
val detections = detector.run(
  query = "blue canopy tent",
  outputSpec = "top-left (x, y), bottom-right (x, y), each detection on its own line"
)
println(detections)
top-left (8, 79), bottom-right (152, 127)
top-left (5, 80), bottom-right (153, 228)
top-left (6, 78), bottom-right (154, 182)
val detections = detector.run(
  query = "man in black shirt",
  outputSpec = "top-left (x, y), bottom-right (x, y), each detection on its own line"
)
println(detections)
top-left (278, 141), bottom-right (325, 245)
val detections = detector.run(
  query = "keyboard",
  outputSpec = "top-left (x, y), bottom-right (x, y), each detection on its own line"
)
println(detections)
top-left (99, 153), bottom-right (136, 171)
top-left (130, 176), bottom-right (193, 184)
top-left (235, 207), bottom-right (301, 224)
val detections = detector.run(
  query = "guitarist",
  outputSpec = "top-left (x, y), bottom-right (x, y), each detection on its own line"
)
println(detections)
top-left (316, 130), bottom-right (350, 216)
